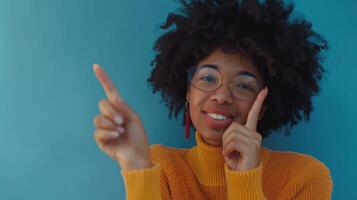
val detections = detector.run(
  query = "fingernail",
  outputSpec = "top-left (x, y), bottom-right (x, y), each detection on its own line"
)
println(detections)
top-left (261, 87), bottom-right (268, 95)
top-left (93, 63), bottom-right (100, 71)
top-left (116, 126), bottom-right (125, 133)
top-left (114, 115), bottom-right (123, 125)
top-left (108, 131), bottom-right (119, 138)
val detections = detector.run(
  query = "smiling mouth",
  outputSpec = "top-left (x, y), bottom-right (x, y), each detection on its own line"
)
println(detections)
top-left (202, 111), bottom-right (235, 130)
top-left (207, 113), bottom-right (229, 120)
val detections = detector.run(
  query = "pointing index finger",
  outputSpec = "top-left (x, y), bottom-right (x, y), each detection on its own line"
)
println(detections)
top-left (245, 87), bottom-right (268, 131)
top-left (93, 63), bottom-right (123, 103)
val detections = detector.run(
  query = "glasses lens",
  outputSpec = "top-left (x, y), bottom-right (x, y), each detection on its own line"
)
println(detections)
top-left (230, 75), bottom-right (260, 100)
top-left (190, 66), bottom-right (221, 92)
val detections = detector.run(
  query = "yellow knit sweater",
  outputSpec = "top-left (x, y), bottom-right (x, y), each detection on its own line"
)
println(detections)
top-left (121, 132), bottom-right (333, 199)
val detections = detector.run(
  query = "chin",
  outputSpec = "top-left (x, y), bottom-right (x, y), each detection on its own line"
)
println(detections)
top-left (200, 128), bottom-right (224, 146)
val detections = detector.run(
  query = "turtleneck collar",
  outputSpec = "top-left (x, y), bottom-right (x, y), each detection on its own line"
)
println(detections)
top-left (186, 131), bottom-right (270, 187)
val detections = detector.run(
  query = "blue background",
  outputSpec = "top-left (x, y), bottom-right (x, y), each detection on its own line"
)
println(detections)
top-left (0, 0), bottom-right (356, 199)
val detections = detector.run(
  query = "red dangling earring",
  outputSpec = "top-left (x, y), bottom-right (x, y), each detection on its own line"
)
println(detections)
top-left (185, 101), bottom-right (190, 138)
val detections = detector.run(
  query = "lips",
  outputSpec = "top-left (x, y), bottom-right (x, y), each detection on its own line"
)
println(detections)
top-left (203, 111), bottom-right (234, 130)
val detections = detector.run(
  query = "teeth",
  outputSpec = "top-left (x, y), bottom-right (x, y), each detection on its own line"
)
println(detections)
top-left (207, 113), bottom-right (227, 120)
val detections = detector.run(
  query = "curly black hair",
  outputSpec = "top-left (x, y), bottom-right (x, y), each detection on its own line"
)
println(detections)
top-left (148, 0), bottom-right (328, 138)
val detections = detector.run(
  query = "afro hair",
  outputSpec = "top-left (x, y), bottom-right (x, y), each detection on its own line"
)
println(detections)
top-left (148, 0), bottom-right (328, 138)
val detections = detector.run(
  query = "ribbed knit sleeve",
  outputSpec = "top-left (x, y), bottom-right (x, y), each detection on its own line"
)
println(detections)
top-left (224, 163), bottom-right (267, 200)
top-left (121, 161), bottom-right (162, 200)
top-left (293, 174), bottom-right (333, 200)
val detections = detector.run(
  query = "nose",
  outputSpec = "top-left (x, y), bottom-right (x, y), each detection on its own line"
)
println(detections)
top-left (209, 81), bottom-right (234, 104)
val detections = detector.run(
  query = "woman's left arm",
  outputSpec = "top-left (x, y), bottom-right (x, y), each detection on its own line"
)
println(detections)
top-left (222, 88), bottom-right (268, 200)
top-left (280, 158), bottom-right (333, 200)
top-left (293, 173), bottom-right (333, 200)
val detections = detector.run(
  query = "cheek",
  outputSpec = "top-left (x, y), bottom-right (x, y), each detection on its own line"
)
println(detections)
top-left (188, 88), bottom-right (208, 128)
top-left (236, 102), bottom-right (254, 124)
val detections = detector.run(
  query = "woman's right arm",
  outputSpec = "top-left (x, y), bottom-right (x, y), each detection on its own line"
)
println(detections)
top-left (92, 64), bottom-right (168, 199)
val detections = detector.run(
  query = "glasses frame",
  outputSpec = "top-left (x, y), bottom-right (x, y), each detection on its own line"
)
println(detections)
top-left (186, 65), bottom-right (264, 101)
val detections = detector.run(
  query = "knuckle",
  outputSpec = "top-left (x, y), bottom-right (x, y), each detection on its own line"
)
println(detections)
top-left (233, 134), bottom-right (239, 141)
top-left (257, 134), bottom-right (262, 141)
top-left (95, 130), bottom-right (106, 141)
top-left (254, 132), bottom-right (262, 141)
top-left (93, 130), bottom-right (100, 140)
top-left (229, 136), bottom-right (237, 145)
top-left (253, 139), bottom-right (261, 146)
top-left (253, 136), bottom-right (262, 146)
top-left (98, 101), bottom-right (107, 112)
top-left (93, 115), bottom-right (101, 126)
top-left (99, 99), bottom-right (107, 107)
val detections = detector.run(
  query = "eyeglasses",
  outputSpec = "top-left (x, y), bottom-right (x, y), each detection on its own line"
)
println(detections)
top-left (187, 65), bottom-right (263, 101)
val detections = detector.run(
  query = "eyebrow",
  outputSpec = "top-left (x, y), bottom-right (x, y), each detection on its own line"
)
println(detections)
top-left (200, 64), bottom-right (258, 79)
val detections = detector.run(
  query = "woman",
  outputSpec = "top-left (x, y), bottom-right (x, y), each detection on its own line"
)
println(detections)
top-left (92, 0), bottom-right (333, 199)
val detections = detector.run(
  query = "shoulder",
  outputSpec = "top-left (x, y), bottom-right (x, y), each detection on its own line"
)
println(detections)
top-left (265, 147), bottom-right (333, 184)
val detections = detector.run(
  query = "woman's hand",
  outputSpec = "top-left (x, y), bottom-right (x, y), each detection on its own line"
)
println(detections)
top-left (222, 87), bottom-right (268, 172)
top-left (92, 64), bottom-right (153, 171)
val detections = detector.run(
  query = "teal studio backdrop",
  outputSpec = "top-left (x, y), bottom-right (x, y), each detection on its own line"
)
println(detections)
top-left (0, 0), bottom-right (356, 199)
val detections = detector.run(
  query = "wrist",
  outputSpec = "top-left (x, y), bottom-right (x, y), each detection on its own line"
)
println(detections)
top-left (118, 157), bottom-right (153, 171)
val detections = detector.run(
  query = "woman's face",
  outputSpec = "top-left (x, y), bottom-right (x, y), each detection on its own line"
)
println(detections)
top-left (186, 48), bottom-right (264, 146)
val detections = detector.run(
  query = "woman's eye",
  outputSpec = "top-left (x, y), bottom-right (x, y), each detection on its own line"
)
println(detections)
top-left (237, 84), bottom-right (253, 91)
top-left (201, 76), bottom-right (216, 82)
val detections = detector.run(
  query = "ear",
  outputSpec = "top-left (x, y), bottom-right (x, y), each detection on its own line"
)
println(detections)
top-left (258, 106), bottom-right (266, 121)
top-left (186, 87), bottom-right (190, 103)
